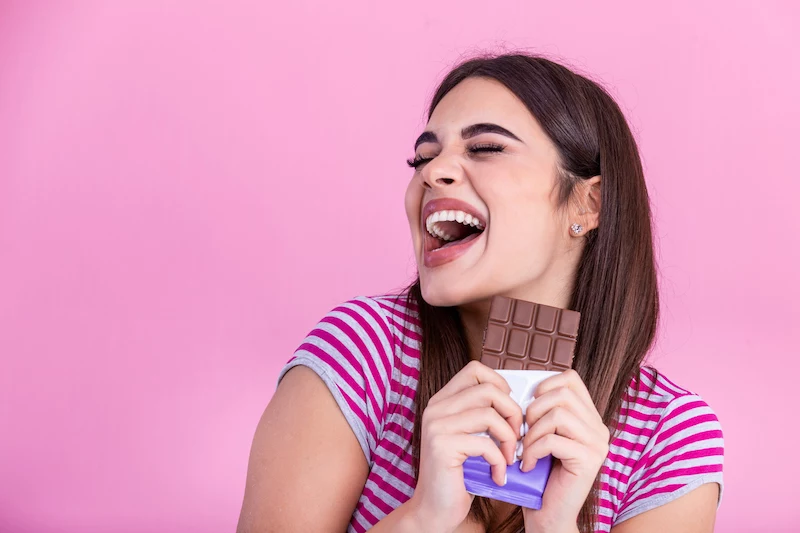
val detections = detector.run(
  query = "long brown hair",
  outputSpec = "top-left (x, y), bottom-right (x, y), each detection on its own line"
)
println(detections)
top-left (403, 52), bottom-right (660, 533)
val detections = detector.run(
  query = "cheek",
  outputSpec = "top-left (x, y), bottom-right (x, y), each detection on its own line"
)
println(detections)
top-left (488, 191), bottom-right (559, 249)
top-left (404, 178), bottom-right (422, 225)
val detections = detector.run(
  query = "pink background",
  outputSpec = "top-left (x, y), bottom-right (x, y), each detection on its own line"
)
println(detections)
top-left (1, 1), bottom-right (797, 532)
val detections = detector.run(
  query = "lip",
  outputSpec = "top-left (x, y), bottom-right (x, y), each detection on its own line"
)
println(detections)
top-left (421, 198), bottom-right (487, 229)
top-left (420, 197), bottom-right (488, 269)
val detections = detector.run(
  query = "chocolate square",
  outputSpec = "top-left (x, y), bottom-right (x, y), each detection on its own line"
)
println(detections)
top-left (480, 295), bottom-right (580, 372)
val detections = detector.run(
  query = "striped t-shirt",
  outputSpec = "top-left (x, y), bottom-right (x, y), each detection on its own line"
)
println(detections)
top-left (276, 294), bottom-right (725, 532)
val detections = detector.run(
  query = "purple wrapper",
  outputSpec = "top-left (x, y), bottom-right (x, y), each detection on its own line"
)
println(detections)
top-left (463, 454), bottom-right (553, 509)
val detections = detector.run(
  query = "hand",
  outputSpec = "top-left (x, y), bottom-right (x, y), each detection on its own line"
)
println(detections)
top-left (407, 360), bottom-right (524, 533)
top-left (520, 370), bottom-right (610, 533)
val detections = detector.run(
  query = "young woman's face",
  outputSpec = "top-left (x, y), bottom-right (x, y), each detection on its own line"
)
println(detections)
top-left (405, 76), bottom-right (581, 308)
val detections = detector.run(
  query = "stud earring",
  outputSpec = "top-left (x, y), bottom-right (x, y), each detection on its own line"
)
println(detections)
top-left (570, 223), bottom-right (583, 235)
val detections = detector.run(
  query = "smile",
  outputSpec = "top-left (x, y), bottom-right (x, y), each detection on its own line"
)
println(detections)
top-left (421, 199), bottom-right (487, 268)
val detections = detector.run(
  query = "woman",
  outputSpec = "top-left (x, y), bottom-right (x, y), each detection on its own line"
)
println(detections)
top-left (237, 53), bottom-right (724, 533)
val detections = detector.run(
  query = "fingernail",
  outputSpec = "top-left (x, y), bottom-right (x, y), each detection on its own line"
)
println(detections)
top-left (502, 472), bottom-right (508, 486)
top-left (519, 460), bottom-right (525, 472)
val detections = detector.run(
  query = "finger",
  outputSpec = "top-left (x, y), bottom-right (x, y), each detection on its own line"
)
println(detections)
top-left (447, 434), bottom-right (509, 486)
top-left (437, 407), bottom-right (520, 465)
top-left (430, 382), bottom-right (523, 438)
top-left (430, 360), bottom-right (512, 405)
top-left (520, 433), bottom-right (588, 475)
top-left (534, 369), bottom-right (595, 412)
top-left (524, 386), bottom-right (599, 430)
top-left (522, 406), bottom-right (594, 453)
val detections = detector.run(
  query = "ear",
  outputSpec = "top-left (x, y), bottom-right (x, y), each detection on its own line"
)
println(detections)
top-left (573, 175), bottom-right (601, 233)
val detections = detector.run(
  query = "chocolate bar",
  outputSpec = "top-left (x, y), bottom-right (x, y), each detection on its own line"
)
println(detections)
top-left (480, 295), bottom-right (580, 371)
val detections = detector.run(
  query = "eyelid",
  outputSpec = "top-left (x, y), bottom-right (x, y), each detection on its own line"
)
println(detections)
top-left (406, 142), bottom-right (505, 169)
top-left (470, 142), bottom-right (505, 150)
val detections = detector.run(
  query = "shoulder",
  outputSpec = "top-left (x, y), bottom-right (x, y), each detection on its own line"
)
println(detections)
top-left (331, 292), bottom-right (420, 333)
top-left (291, 295), bottom-right (399, 367)
top-left (276, 293), bottom-right (419, 463)
top-left (282, 292), bottom-right (421, 384)
top-left (368, 292), bottom-right (422, 345)
top-left (618, 366), bottom-right (724, 459)
top-left (611, 366), bottom-right (725, 524)
top-left (623, 367), bottom-right (723, 435)
top-left (323, 292), bottom-right (421, 351)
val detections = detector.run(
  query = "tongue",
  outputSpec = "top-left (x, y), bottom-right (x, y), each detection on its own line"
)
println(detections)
top-left (441, 232), bottom-right (480, 249)
top-left (438, 221), bottom-right (479, 241)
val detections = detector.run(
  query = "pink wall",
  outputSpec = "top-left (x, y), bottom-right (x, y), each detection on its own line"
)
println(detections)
top-left (1, 2), bottom-right (797, 531)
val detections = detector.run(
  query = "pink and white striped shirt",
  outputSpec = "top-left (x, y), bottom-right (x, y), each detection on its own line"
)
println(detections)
top-left (277, 294), bottom-right (724, 532)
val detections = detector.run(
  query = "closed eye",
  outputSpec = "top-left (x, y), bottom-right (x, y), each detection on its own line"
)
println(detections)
top-left (406, 143), bottom-right (506, 169)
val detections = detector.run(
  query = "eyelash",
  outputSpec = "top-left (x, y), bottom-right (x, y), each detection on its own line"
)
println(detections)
top-left (405, 143), bottom-right (506, 169)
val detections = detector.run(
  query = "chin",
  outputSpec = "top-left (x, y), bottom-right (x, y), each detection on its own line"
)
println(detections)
top-left (419, 272), bottom-right (486, 308)
top-left (420, 287), bottom-right (462, 308)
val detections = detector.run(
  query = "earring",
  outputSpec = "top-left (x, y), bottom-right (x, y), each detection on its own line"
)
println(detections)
top-left (570, 223), bottom-right (583, 235)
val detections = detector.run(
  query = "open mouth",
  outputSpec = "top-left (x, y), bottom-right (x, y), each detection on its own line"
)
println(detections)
top-left (424, 209), bottom-right (486, 252)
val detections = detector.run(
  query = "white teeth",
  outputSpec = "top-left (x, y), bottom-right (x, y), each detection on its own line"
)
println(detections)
top-left (424, 209), bottom-right (485, 240)
top-left (430, 224), bottom-right (452, 241)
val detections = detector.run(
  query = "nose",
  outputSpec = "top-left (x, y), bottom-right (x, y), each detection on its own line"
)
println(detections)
top-left (421, 155), bottom-right (462, 189)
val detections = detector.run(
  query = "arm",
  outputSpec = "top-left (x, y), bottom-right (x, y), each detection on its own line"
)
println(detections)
top-left (236, 366), bottom-right (423, 533)
top-left (236, 365), bottom-right (367, 532)
top-left (610, 482), bottom-right (719, 533)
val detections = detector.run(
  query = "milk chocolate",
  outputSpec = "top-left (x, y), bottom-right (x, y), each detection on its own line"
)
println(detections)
top-left (480, 295), bottom-right (581, 371)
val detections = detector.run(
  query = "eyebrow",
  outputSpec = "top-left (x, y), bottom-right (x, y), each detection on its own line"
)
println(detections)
top-left (413, 122), bottom-right (524, 150)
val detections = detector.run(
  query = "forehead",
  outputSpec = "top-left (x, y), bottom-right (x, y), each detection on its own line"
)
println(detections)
top-left (427, 77), bottom-right (539, 139)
